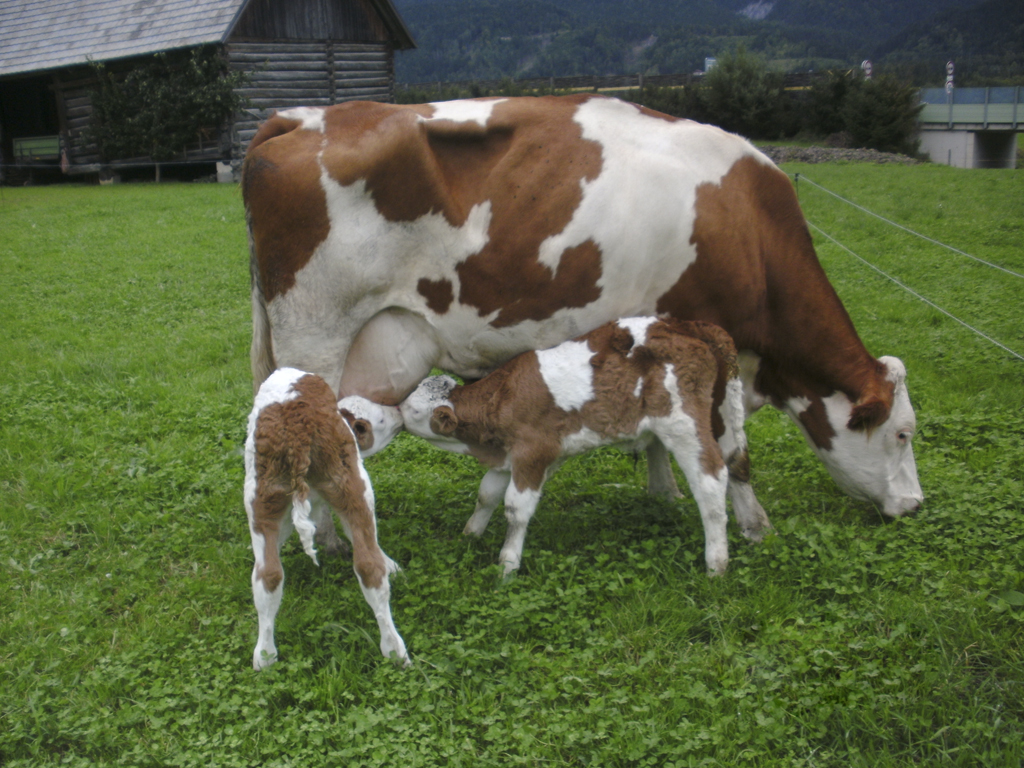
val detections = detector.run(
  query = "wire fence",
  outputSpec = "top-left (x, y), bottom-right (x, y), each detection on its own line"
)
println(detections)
top-left (793, 173), bottom-right (1024, 363)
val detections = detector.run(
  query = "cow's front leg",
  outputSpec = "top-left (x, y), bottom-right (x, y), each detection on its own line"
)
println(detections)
top-left (247, 487), bottom-right (294, 670)
top-left (646, 440), bottom-right (683, 500)
top-left (464, 468), bottom-right (511, 536)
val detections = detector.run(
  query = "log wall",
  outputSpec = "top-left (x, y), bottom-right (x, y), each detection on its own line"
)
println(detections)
top-left (227, 41), bottom-right (393, 158)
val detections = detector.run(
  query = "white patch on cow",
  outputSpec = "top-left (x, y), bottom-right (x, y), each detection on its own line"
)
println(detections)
top-left (616, 316), bottom-right (659, 347)
top-left (275, 169), bottom-right (497, 389)
top-left (785, 359), bottom-right (922, 517)
top-left (633, 377), bottom-right (644, 398)
top-left (424, 98), bottom-right (508, 127)
top-left (536, 341), bottom-right (595, 411)
top-left (276, 107), bottom-right (326, 133)
top-left (534, 98), bottom-right (769, 316)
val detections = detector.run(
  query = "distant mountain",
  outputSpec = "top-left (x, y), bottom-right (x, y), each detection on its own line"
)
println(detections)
top-left (874, 0), bottom-right (1024, 84)
top-left (392, 0), bottom-right (1007, 84)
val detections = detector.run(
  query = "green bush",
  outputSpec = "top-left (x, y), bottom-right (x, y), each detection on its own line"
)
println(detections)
top-left (699, 48), bottom-right (789, 139)
top-left (88, 46), bottom-right (248, 162)
top-left (841, 75), bottom-right (924, 155)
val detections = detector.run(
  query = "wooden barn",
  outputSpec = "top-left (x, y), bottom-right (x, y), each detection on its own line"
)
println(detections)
top-left (0, 0), bottom-right (415, 181)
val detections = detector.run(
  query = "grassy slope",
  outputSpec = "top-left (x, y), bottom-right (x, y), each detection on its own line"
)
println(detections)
top-left (0, 167), bottom-right (1021, 767)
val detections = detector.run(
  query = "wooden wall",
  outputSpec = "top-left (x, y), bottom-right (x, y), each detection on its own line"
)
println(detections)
top-left (226, 41), bottom-right (393, 158)
top-left (52, 64), bottom-right (229, 170)
top-left (230, 0), bottom-right (389, 44)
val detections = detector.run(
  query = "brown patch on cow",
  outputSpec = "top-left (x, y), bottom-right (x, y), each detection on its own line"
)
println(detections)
top-left (250, 373), bottom-right (389, 590)
top-left (417, 278), bottom-right (455, 314)
top-left (450, 97), bottom-right (605, 326)
top-left (655, 155), bottom-right (883, 409)
top-left (244, 119), bottom-right (331, 303)
top-left (796, 397), bottom-right (836, 451)
top-left (483, 239), bottom-right (604, 327)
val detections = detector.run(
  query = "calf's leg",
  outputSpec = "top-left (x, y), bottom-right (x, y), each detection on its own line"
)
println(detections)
top-left (247, 484), bottom-right (295, 670)
top-left (498, 480), bottom-right (544, 576)
top-left (464, 468), bottom-right (511, 536)
top-left (654, 428), bottom-right (730, 576)
top-left (317, 476), bottom-right (410, 666)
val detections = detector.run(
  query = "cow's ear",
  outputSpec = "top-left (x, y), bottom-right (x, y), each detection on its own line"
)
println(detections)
top-left (430, 405), bottom-right (459, 435)
top-left (847, 397), bottom-right (891, 431)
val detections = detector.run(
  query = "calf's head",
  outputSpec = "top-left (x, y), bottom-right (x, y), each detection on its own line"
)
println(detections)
top-left (786, 356), bottom-right (922, 517)
top-left (399, 376), bottom-right (466, 449)
top-left (337, 396), bottom-right (404, 457)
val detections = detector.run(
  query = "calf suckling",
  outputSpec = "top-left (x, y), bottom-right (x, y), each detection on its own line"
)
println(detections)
top-left (244, 368), bottom-right (408, 669)
top-left (393, 318), bottom-right (771, 576)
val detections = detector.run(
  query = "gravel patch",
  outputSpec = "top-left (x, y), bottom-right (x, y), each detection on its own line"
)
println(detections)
top-left (756, 145), bottom-right (921, 165)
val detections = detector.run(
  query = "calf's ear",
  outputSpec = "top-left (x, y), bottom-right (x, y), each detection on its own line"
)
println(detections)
top-left (351, 419), bottom-right (374, 452)
top-left (339, 408), bottom-right (375, 451)
top-left (430, 405), bottom-right (459, 435)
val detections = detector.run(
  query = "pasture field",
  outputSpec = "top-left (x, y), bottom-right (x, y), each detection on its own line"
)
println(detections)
top-left (1, 164), bottom-right (1022, 767)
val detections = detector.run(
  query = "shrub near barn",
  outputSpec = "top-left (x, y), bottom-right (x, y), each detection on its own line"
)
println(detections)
top-left (87, 46), bottom-right (248, 166)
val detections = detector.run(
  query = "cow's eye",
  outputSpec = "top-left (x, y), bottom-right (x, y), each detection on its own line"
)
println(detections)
top-left (897, 431), bottom-right (912, 444)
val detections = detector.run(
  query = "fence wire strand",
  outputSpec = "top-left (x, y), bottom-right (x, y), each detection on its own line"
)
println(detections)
top-left (796, 173), bottom-right (1024, 279)
top-left (806, 220), bottom-right (1024, 363)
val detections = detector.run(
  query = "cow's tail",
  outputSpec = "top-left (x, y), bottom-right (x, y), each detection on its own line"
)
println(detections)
top-left (248, 213), bottom-right (276, 394)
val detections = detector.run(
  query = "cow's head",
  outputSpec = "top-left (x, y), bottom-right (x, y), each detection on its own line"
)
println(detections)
top-left (399, 376), bottom-right (467, 449)
top-left (785, 356), bottom-right (922, 517)
top-left (337, 396), bottom-right (404, 457)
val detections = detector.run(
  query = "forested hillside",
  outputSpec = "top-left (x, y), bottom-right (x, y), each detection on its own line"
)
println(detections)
top-left (874, 0), bottom-right (1024, 85)
top-left (392, 0), bottom-right (1018, 86)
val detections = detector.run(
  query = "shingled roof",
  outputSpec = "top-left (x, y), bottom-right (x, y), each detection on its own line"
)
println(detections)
top-left (0, 0), bottom-right (414, 78)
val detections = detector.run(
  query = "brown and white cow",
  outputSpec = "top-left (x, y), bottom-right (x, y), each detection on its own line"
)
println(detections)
top-left (397, 318), bottom-right (767, 576)
top-left (245, 368), bottom-right (408, 669)
top-left (243, 95), bottom-right (922, 517)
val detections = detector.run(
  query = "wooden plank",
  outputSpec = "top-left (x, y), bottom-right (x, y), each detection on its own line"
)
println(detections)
top-left (228, 53), bottom-right (330, 65)
top-left (245, 71), bottom-right (331, 82)
top-left (240, 88), bottom-right (333, 98)
top-left (245, 98), bottom-right (334, 108)
top-left (227, 43), bottom-right (330, 54)
top-left (334, 76), bottom-right (390, 88)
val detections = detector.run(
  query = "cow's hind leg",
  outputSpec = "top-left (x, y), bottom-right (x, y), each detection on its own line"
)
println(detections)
top-left (464, 468), bottom-right (511, 536)
top-left (646, 440), bottom-right (683, 500)
top-left (726, 459), bottom-right (772, 542)
top-left (247, 484), bottom-right (295, 670)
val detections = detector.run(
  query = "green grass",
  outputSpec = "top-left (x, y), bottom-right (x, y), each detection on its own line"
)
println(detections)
top-left (1, 168), bottom-right (1022, 767)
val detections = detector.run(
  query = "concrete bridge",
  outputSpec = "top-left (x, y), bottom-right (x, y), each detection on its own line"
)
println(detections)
top-left (918, 87), bottom-right (1022, 169)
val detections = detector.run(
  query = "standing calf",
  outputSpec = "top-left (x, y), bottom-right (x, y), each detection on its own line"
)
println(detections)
top-left (399, 318), bottom-right (770, 576)
top-left (244, 368), bottom-right (408, 669)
